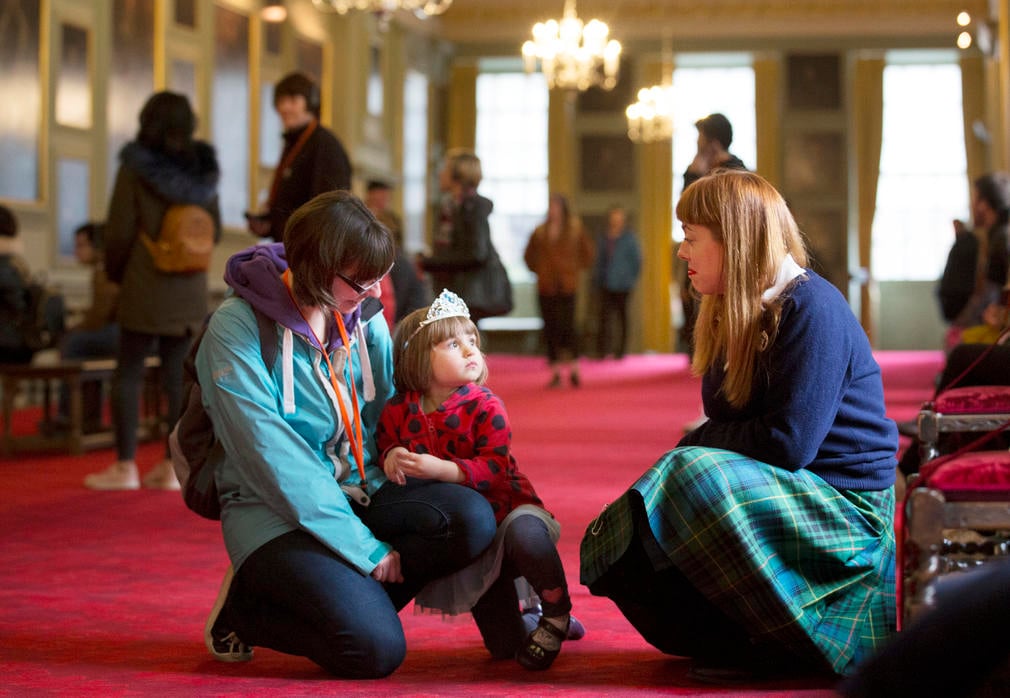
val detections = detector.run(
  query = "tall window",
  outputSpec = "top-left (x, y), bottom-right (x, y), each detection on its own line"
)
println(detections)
top-left (211, 6), bottom-right (249, 228)
top-left (475, 69), bottom-right (549, 281)
top-left (671, 56), bottom-right (756, 241)
top-left (402, 69), bottom-right (428, 254)
top-left (871, 54), bottom-right (968, 281)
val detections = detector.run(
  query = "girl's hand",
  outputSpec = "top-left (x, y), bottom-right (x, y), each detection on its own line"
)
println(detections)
top-left (388, 449), bottom-right (463, 483)
top-left (371, 550), bottom-right (403, 583)
top-left (383, 446), bottom-right (409, 485)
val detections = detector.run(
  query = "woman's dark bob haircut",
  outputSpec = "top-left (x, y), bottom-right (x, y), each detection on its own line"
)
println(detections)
top-left (284, 190), bottom-right (395, 310)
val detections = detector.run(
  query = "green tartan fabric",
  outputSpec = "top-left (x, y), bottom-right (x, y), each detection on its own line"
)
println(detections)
top-left (580, 446), bottom-right (896, 676)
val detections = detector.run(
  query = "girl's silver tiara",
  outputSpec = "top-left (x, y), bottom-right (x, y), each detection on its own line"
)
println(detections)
top-left (405, 289), bottom-right (470, 345)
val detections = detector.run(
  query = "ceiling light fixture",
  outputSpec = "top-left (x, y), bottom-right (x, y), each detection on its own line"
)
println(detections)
top-left (261, 0), bottom-right (288, 23)
top-left (521, 0), bottom-right (622, 91)
top-left (310, 0), bottom-right (452, 21)
top-left (626, 85), bottom-right (674, 143)
top-left (626, 38), bottom-right (674, 143)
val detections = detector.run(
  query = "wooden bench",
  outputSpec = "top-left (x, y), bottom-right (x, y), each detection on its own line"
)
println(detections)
top-left (477, 317), bottom-right (544, 354)
top-left (0, 356), bottom-right (163, 456)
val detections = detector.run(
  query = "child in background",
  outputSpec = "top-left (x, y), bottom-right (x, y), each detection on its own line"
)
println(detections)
top-left (376, 289), bottom-right (583, 670)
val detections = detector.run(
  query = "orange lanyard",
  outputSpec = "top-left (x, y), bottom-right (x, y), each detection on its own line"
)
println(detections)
top-left (282, 270), bottom-right (366, 481)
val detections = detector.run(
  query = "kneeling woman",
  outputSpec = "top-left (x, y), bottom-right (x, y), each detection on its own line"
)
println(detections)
top-left (581, 170), bottom-right (897, 681)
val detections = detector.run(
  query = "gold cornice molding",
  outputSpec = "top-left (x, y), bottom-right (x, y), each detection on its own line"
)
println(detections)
top-left (436, 0), bottom-right (989, 44)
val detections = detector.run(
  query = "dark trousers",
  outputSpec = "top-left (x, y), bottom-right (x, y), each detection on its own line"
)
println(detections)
top-left (230, 480), bottom-right (496, 678)
top-left (840, 561), bottom-right (1010, 697)
top-left (57, 323), bottom-right (120, 422)
top-left (587, 519), bottom-right (751, 660)
top-left (354, 478), bottom-right (497, 610)
top-left (596, 290), bottom-right (630, 358)
top-left (111, 329), bottom-right (190, 460)
top-left (232, 530), bottom-right (406, 678)
top-left (538, 293), bottom-right (577, 364)
top-left (470, 514), bottom-right (571, 659)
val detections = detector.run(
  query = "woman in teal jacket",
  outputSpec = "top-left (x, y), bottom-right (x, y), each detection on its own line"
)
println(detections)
top-left (199, 191), bottom-right (496, 678)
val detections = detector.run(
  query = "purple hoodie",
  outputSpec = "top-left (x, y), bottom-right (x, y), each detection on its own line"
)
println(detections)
top-left (223, 242), bottom-right (363, 351)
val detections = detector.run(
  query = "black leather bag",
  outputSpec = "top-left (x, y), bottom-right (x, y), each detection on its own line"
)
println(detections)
top-left (459, 246), bottom-right (513, 319)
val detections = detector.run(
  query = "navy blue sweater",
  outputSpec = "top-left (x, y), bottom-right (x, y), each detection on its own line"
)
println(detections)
top-left (678, 270), bottom-right (897, 491)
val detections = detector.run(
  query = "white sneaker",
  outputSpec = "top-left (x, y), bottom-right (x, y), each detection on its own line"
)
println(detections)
top-left (142, 459), bottom-right (181, 491)
top-left (84, 462), bottom-right (140, 490)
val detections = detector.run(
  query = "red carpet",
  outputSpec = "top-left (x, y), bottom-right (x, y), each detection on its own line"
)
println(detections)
top-left (0, 350), bottom-right (942, 696)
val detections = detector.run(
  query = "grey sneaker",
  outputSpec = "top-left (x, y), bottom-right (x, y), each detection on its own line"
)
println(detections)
top-left (204, 565), bottom-right (253, 662)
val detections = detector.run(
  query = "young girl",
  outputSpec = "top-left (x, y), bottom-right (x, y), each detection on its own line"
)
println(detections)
top-left (377, 289), bottom-right (581, 670)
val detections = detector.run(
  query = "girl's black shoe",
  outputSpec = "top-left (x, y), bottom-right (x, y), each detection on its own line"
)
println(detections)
top-left (516, 616), bottom-right (568, 671)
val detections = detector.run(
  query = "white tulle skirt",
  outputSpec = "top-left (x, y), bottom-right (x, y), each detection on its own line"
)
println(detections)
top-left (413, 504), bottom-right (560, 617)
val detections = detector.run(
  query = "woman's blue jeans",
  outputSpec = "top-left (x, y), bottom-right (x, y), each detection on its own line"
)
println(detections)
top-left (229, 479), bottom-right (495, 678)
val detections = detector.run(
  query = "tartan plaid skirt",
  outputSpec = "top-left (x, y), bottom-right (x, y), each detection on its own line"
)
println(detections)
top-left (580, 447), bottom-right (896, 675)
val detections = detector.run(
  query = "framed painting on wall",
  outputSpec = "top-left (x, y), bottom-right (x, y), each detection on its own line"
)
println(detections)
top-left (174, 0), bottom-right (196, 29)
top-left (783, 131), bottom-right (845, 196)
top-left (580, 135), bottom-right (634, 192)
top-left (576, 57), bottom-right (634, 112)
top-left (786, 53), bottom-right (841, 111)
top-left (792, 205), bottom-right (848, 294)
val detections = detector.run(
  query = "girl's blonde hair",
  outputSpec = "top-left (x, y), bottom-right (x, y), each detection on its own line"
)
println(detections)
top-left (391, 307), bottom-right (488, 393)
top-left (676, 169), bottom-right (808, 408)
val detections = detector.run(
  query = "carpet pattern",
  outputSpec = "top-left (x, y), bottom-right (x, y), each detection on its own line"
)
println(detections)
top-left (0, 351), bottom-right (942, 696)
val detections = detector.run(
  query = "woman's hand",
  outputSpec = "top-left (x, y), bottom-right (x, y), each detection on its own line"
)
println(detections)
top-left (383, 446), bottom-right (409, 485)
top-left (371, 550), bottom-right (403, 583)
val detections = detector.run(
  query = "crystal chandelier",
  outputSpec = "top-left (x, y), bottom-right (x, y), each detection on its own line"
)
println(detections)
top-left (521, 0), bottom-right (622, 91)
top-left (626, 84), bottom-right (674, 143)
top-left (310, 0), bottom-right (452, 19)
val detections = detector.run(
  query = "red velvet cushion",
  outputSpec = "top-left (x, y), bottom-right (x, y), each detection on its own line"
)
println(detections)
top-left (934, 386), bottom-right (1010, 414)
top-left (927, 450), bottom-right (1010, 498)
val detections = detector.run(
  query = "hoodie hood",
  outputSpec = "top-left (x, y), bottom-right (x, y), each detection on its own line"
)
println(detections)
top-left (224, 242), bottom-right (362, 350)
top-left (120, 140), bottom-right (220, 206)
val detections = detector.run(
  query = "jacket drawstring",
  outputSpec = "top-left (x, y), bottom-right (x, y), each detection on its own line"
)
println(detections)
top-left (281, 326), bottom-right (295, 414)
top-left (356, 322), bottom-right (375, 402)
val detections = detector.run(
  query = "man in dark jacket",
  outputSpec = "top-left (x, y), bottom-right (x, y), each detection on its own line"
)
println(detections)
top-left (682, 112), bottom-right (747, 189)
top-left (247, 72), bottom-right (353, 244)
top-left (678, 113), bottom-right (748, 357)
